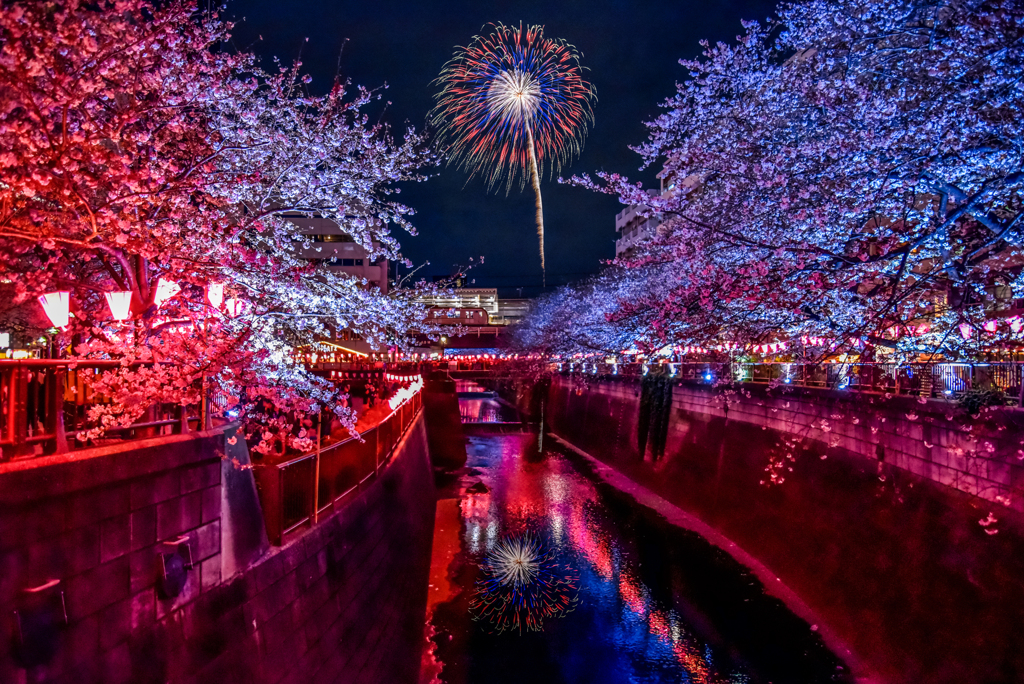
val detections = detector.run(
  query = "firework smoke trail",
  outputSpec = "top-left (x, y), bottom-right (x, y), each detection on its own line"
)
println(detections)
top-left (525, 122), bottom-right (545, 283)
top-left (431, 23), bottom-right (595, 283)
top-left (470, 533), bottom-right (579, 634)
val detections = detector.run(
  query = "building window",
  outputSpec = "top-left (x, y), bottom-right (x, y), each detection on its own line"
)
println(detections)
top-left (355, 259), bottom-right (363, 266)
top-left (311, 234), bottom-right (355, 243)
top-left (342, 258), bottom-right (355, 266)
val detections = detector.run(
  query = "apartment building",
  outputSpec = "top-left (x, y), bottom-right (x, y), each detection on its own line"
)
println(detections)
top-left (286, 215), bottom-right (389, 294)
top-left (614, 170), bottom-right (700, 257)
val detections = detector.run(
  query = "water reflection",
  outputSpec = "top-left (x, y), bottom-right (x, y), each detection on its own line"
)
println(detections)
top-left (470, 534), bottom-right (579, 634)
top-left (455, 379), bottom-right (492, 393)
top-left (429, 434), bottom-right (848, 683)
top-left (459, 398), bottom-right (519, 424)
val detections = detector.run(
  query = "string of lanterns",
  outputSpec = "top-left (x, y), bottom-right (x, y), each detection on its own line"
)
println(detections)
top-left (36, 280), bottom-right (245, 328)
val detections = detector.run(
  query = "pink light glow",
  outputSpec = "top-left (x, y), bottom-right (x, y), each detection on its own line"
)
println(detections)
top-left (38, 291), bottom-right (70, 328)
top-left (153, 278), bottom-right (181, 307)
top-left (104, 291), bottom-right (133, 321)
top-left (959, 322), bottom-right (973, 340)
top-left (984, 320), bottom-right (998, 333)
top-left (208, 283), bottom-right (224, 308)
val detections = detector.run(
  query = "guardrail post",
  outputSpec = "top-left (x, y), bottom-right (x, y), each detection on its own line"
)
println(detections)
top-left (177, 403), bottom-right (189, 435)
top-left (201, 375), bottom-right (212, 431)
top-left (11, 365), bottom-right (29, 458)
top-left (374, 420), bottom-right (380, 476)
top-left (312, 415), bottom-right (321, 525)
top-left (48, 367), bottom-right (68, 454)
top-left (253, 463), bottom-right (284, 545)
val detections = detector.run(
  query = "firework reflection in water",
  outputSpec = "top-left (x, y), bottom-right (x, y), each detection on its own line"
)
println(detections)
top-left (470, 533), bottom-right (579, 634)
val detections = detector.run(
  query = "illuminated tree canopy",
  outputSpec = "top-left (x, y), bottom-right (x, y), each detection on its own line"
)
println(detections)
top-left (0, 0), bottom-right (438, 448)
top-left (525, 0), bottom-right (1024, 360)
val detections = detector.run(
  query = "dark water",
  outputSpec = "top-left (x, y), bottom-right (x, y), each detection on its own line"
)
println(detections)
top-left (456, 382), bottom-right (522, 424)
top-left (426, 419), bottom-right (850, 684)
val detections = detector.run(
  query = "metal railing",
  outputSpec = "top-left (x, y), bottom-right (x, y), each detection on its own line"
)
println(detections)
top-left (562, 361), bottom-right (1024, 405)
top-left (0, 359), bottom-right (211, 460)
top-left (254, 387), bottom-right (423, 545)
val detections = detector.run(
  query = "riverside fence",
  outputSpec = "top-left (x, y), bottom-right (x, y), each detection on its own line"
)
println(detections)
top-left (561, 361), bottom-right (1024, 405)
top-left (0, 359), bottom-right (223, 460)
top-left (253, 383), bottom-right (423, 545)
top-left (0, 359), bottom-right (399, 461)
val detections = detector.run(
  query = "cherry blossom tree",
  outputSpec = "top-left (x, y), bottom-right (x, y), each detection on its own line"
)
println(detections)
top-left (0, 0), bottom-right (438, 450)
top-left (563, 0), bottom-right (1024, 360)
top-left (510, 265), bottom-right (665, 356)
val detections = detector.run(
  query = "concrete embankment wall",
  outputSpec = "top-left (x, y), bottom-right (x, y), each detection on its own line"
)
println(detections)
top-left (422, 374), bottom-right (468, 472)
top-left (539, 375), bottom-right (1024, 684)
top-left (550, 376), bottom-right (1024, 509)
top-left (0, 416), bottom-right (434, 684)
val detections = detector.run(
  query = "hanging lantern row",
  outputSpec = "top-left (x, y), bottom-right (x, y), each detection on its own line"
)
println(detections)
top-left (677, 345), bottom-right (707, 354)
top-left (959, 317), bottom-right (1024, 340)
top-left (37, 280), bottom-right (240, 328)
top-left (384, 373), bottom-right (422, 383)
top-left (752, 341), bottom-right (788, 354)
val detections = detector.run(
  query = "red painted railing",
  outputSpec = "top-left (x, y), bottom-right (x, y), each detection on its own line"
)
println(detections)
top-left (0, 359), bottom-right (214, 460)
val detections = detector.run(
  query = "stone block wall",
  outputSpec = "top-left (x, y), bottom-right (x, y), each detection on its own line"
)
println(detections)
top-left (670, 381), bottom-right (1024, 510)
top-left (0, 414), bottom-right (434, 684)
top-left (547, 376), bottom-right (1024, 511)
top-left (0, 431), bottom-right (226, 684)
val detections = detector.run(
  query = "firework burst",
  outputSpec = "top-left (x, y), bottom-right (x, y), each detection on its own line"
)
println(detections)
top-left (431, 23), bottom-right (596, 281)
top-left (470, 533), bottom-right (579, 634)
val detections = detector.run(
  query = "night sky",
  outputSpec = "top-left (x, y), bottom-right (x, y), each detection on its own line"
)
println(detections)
top-left (225, 0), bottom-right (778, 297)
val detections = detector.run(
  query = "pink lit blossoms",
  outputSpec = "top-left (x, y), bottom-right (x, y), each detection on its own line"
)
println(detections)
top-left (0, 0), bottom-right (439, 448)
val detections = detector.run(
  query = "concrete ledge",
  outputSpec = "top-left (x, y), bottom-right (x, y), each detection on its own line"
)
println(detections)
top-left (0, 427), bottom-right (230, 504)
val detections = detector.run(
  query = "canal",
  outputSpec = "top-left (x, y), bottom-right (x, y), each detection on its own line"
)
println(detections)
top-left (421, 393), bottom-right (850, 683)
